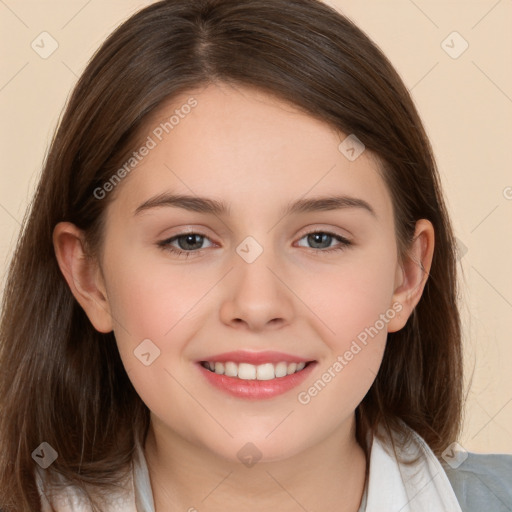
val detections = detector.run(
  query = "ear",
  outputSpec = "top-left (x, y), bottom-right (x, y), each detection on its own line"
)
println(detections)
top-left (53, 222), bottom-right (113, 333)
top-left (387, 219), bottom-right (435, 333)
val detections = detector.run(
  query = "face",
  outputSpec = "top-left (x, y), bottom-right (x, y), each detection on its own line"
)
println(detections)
top-left (96, 82), bottom-right (403, 462)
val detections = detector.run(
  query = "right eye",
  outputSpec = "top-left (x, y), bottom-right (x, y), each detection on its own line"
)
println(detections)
top-left (157, 232), bottom-right (215, 258)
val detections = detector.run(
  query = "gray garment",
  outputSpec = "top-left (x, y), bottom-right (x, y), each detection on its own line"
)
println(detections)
top-left (442, 452), bottom-right (512, 512)
top-left (356, 452), bottom-right (512, 512)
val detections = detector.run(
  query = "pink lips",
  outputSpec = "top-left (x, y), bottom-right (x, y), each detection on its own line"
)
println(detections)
top-left (196, 350), bottom-right (317, 400)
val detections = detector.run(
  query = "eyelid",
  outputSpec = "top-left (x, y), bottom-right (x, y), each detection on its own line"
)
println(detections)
top-left (297, 225), bottom-right (352, 241)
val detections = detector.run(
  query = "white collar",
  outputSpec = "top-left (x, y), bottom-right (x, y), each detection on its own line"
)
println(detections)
top-left (362, 422), bottom-right (463, 511)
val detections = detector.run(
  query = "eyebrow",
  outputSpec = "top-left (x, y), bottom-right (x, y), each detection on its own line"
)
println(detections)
top-left (134, 193), bottom-right (376, 218)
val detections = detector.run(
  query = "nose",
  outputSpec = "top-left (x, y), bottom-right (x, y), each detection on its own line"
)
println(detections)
top-left (219, 246), bottom-right (295, 332)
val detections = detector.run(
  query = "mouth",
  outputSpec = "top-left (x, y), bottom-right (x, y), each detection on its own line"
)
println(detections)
top-left (196, 352), bottom-right (317, 400)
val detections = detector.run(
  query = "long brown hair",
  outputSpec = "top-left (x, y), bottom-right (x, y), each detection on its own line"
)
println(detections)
top-left (0, 0), bottom-right (464, 509)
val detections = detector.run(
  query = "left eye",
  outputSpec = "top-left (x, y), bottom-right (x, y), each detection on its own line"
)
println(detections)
top-left (296, 231), bottom-right (351, 251)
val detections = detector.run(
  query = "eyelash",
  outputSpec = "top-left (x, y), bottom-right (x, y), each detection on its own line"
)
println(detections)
top-left (157, 230), bottom-right (352, 259)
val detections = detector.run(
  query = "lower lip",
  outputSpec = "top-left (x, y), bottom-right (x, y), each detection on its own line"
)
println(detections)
top-left (197, 362), bottom-right (317, 400)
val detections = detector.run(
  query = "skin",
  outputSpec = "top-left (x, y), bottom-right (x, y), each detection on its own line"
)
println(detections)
top-left (54, 82), bottom-right (434, 511)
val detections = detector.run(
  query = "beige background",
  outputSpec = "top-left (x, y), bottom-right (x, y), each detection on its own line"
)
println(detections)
top-left (0, 0), bottom-right (511, 454)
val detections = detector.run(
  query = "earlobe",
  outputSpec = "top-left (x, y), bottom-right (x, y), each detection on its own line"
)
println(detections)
top-left (53, 222), bottom-right (113, 333)
top-left (387, 219), bottom-right (435, 333)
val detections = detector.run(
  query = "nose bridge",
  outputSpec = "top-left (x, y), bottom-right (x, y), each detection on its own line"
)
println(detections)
top-left (233, 234), bottom-right (280, 299)
top-left (219, 234), bottom-right (294, 330)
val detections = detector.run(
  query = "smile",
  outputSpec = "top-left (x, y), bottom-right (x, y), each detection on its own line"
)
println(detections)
top-left (200, 360), bottom-right (309, 380)
top-left (196, 351), bottom-right (317, 399)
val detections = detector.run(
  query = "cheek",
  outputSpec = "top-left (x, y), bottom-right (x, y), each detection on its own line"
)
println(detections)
top-left (293, 248), bottom-right (397, 407)
top-left (101, 247), bottom-right (219, 394)
top-left (102, 254), bottom-right (212, 427)
top-left (104, 247), bottom-right (213, 342)
top-left (302, 247), bottom-right (398, 346)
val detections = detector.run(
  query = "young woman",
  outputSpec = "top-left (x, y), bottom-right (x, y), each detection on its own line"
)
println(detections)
top-left (0, 0), bottom-right (510, 511)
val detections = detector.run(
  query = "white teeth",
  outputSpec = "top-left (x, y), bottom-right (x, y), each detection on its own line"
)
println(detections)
top-left (287, 362), bottom-right (297, 374)
top-left (238, 363), bottom-right (256, 380)
top-left (256, 363), bottom-right (275, 381)
top-left (275, 362), bottom-right (288, 378)
top-left (224, 361), bottom-right (238, 377)
top-left (202, 360), bottom-right (310, 380)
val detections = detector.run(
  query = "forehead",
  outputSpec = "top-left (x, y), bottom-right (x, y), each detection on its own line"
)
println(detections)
top-left (110, 82), bottom-right (393, 223)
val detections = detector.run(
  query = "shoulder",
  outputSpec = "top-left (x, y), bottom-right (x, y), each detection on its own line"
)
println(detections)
top-left (441, 451), bottom-right (512, 512)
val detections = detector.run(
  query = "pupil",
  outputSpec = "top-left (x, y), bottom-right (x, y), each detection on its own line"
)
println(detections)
top-left (309, 233), bottom-right (330, 248)
top-left (179, 234), bottom-right (203, 250)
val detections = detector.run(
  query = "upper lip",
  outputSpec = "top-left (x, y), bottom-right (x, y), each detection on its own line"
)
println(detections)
top-left (198, 350), bottom-right (315, 365)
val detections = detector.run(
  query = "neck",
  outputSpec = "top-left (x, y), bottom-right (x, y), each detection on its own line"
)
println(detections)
top-left (144, 414), bottom-right (367, 512)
